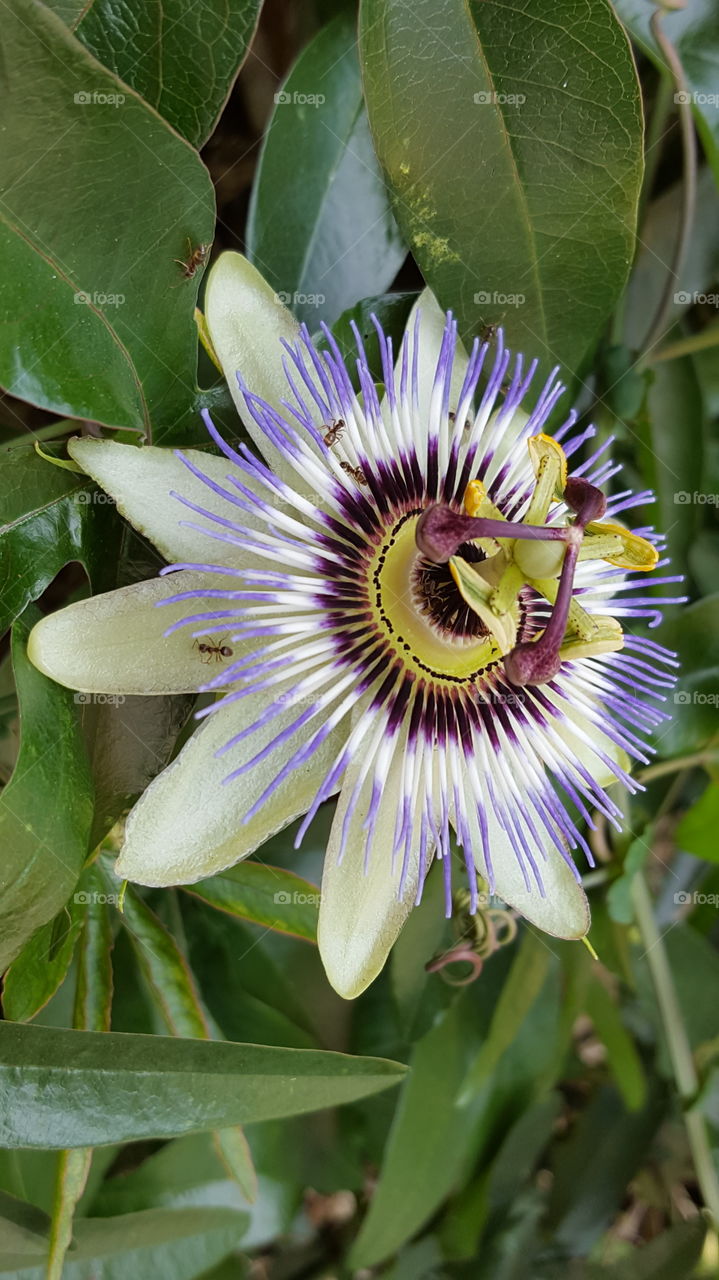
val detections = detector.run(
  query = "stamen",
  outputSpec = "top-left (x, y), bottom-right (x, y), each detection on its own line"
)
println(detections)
top-left (505, 479), bottom-right (608, 687)
top-left (415, 504), bottom-right (568, 564)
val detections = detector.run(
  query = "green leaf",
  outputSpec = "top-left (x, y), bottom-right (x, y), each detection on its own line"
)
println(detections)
top-left (584, 977), bottom-right (647, 1112)
top-left (247, 14), bottom-right (406, 327)
top-left (677, 784), bottom-right (719, 862)
top-left (623, 170), bottom-right (719, 350)
top-left (613, 0), bottom-right (719, 184)
top-left (360, 0), bottom-right (643, 375)
top-left (0, 1190), bottom-right (52, 1259)
top-left (56, 0), bottom-right (262, 148)
top-left (1, 900), bottom-right (83, 1024)
top-left (0, 1207), bottom-right (249, 1279)
top-left (0, 0), bottom-right (214, 435)
top-left (0, 609), bottom-right (93, 974)
top-left (185, 862), bottom-right (321, 943)
top-left (653, 595), bottom-right (719, 755)
top-left (119, 881), bottom-right (258, 1202)
top-left (349, 995), bottom-right (482, 1269)
top-left (634, 353), bottom-right (704, 572)
top-left (606, 828), bottom-right (652, 925)
top-left (44, 866), bottom-right (114, 1278)
top-left (0, 1022), bottom-right (406, 1149)
top-left (0, 447), bottom-right (121, 635)
top-left (459, 931), bottom-right (552, 1102)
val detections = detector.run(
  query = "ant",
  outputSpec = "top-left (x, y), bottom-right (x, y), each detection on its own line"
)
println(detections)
top-left (193, 635), bottom-right (233, 664)
top-left (340, 460), bottom-right (367, 486)
top-left (174, 239), bottom-right (209, 281)
top-left (323, 419), bottom-right (345, 447)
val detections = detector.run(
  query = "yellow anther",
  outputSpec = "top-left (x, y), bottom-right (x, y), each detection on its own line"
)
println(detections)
top-left (584, 521), bottom-right (659, 571)
top-left (449, 556), bottom-right (518, 655)
top-left (464, 479), bottom-right (488, 517)
top-left (525, 434), bottom-right (568, 525)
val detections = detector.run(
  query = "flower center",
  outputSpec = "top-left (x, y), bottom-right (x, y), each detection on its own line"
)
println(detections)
top-left (368, 512), bottom-right (523, 684)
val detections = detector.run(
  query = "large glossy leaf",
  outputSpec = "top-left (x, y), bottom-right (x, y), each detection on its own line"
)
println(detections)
top-left (360, 0), bottom-right (643, 376)
top-left (247, 14), bottom-right (406, 327)
top-left (0, 447), bottom-right (120, 635)
top-left (0, 1207), bottom-right (249, 1280)
top-left (0, 0), bottom-right (214, 434)
top-left (0, 1022), bottom-right (406, 1149)
top-left (0, 609), bottom-right (93, 974)
top-left (55, 0), bottom-right (263, 148)
top-left (613, 0), bottom-right (719, 183)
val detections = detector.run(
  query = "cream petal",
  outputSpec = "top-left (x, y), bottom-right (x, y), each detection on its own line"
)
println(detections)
top-left (27, 571), bottom-right (235, 695)
top-left (203, 253), bottom-right (320, 488)
top-left (116, 692), bottom-right (347, 886)
top-left (318, 749), bottom-right (429, 1000)
top-left (402, 287), bottom-right (470, 421)
top-left (68, 438), bottom-right (257, 568)
top-left (472, 804), bottom-right (590, 939)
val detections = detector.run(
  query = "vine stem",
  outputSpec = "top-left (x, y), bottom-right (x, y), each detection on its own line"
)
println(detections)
top-left (630, 872), bottom-right (719, 1226)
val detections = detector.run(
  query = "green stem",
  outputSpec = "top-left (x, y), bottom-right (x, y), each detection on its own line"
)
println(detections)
top-left (631, 872), bottom-right (719, 1226)
top-left (651, 324), bottom-right (719, 364)
top-left (638, 748), bottom-right (719, 784)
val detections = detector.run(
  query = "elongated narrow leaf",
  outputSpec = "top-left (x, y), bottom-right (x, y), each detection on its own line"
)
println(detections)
top-left (186, 862), bottom-right (321, 943)
top-left (0, 0), bottom-right (214, 434)
top-left (0, 609), bottom-right (93, 974)
top-left (60, 0), bottom-right (263, 148)
top-left (120, 882), bottom-right (258, 1201)
top-left (0, 1023), bottom-right (406, 1149)
top-left (0, 1190), bottom-right (52, 1259)
top-left (360, 0), bottom-right (643, 376)
top-left (46, 865), bottom-right (114, 1279)
top-left (459, 931), bottom-right (551, 1101)
top-left (0, 1207), bottom-right (249, 1280)
top-left (247, 14), bottom-right (405, 327)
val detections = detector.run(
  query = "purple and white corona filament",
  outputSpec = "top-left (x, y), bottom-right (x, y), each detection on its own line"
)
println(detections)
top-left (162, 315), bottom-right (675, 910)
top-left (27, 255), bottom-right (683, 998)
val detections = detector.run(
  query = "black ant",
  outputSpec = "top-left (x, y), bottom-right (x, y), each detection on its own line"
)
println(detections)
top-left (193, 635), bottom-right (233, 664)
